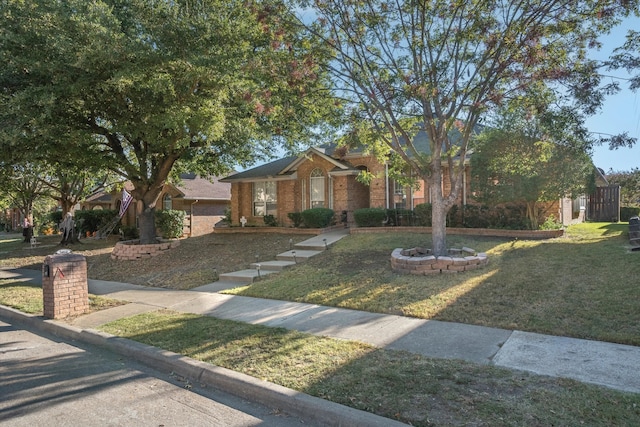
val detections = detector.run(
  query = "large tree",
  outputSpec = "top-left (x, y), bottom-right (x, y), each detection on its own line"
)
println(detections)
top-left (471, 109), bottom-right (595, 229)
top-left (0, 162), bottom-right (48, 239)
top-left (606, 168), bottom-right (640, 206)
top-left (1, 0), bottom-right (337, 243)
top-left (300, 0), bottom-right (637, 255)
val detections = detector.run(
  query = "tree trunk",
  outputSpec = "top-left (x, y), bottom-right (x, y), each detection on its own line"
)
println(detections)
top-left (138, 206), bottom-right (157, 244)
top-left (526, 201), bottom-right (539, 230)
top-left (429, 179), bottom-right (449, 256)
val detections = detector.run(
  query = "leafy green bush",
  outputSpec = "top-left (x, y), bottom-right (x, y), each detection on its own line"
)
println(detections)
top-left (287, 212), bottom-right (304, 227)
top-left (459, 204), bottom-right (529, 229)
top-left (155, 210), bottom-right (185, 238)
top-left (263, 214), bottom-right (278, 227)
top-left (414, 203), bottom-right (432, 226)
top-left (223, 208), bottom-right (232, 225)
top-left (539, 214), bottom-right (563, 230)
top-left (447, 205), bottom-right (461, 227)
top-left (620, 206), bottom-right (640, 222)
top-left (75, 209), bottom-right (119, 234)
top-left (353, 208), bottom-right (386, 227)
top-left (120, 225), bottom-right (139, 240)
top-left (300, 208), bottom-right (335, 228)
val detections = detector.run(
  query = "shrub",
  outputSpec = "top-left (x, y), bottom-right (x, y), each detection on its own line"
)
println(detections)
top-left (414, 203), bottom-right (432, 226)
top-left (75, 209), bottom-right (119, 234)
top-left (447, 205), bottom-right (461, 227)
top-left (621, 206), bottom-right (640, 222)
top-left (120, 225), bottom-right (139, 240)
top-left (263, 214), bottom-right (278, 227)
top-left (300, 208), bottom-right (335, 228)
top-left (155, 209), bottom-right (185, 238)
top-left (353, 208), bottom-right (386, 227)
top-left (287, 212), bottom-right (304, 227)
top-left (223, 208), bottom-right (232, 225)
top-left (539, 214), bottom-right (563, 230)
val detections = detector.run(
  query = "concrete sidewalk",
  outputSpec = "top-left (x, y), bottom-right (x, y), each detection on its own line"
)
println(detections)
top-left (1, 266), bottom-right (639, 395)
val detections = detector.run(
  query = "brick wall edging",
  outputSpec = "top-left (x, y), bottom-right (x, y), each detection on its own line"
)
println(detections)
top-left (390, 247), bottom-right (488, 275)
top-left (111, 238), bottom-right (181, 261)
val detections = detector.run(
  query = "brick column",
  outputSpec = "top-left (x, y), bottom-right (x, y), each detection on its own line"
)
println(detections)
top-left (42, 253), bottom-right (89, 319)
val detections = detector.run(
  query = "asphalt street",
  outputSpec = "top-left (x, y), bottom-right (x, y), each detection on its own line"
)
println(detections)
top-left (0, 317), bottom-right (313, 427)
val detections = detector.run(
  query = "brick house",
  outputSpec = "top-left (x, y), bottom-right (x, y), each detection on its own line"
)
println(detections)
top-left (222, 143), bottom-right (435, 227)
top-left (221, 140), bottom-right (596, 228)
top-left (81, 173), bottom-right (230, 237)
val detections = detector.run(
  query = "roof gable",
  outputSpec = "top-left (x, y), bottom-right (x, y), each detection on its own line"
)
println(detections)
top-left (169, 174), bottom-right (230, 200)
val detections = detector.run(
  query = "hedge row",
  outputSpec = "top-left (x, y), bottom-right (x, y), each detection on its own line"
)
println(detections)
top-left (353, 203), bottom-right (544, 230)
top-left (287, 208), bottom-right (336, 228)
top-left (621, 206), bottom-right (640, 222)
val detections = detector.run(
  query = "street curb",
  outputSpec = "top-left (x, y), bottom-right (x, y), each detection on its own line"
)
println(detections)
top-left (0, 305), bottom-right (408, 427)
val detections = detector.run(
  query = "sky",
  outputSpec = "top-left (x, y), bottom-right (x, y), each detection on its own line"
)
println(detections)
top-left (585, 15), bottom-right (640, 173)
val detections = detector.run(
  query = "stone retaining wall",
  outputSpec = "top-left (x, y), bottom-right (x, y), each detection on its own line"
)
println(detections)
top-left (391, 247), bottom-right (488, 275)
top-left (111, 239), bottom-right (181, 261)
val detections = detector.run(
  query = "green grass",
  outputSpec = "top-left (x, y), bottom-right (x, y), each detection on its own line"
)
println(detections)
top-left (225, 223), bottom-right (640, 345)
top-left (101, 310), bottom-right (640, 427)
top-left (0, 278), bottom-right (125, 315)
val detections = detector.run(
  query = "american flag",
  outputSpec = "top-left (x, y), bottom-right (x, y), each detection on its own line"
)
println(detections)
top-left (119, 189), bottom-right (133, 218)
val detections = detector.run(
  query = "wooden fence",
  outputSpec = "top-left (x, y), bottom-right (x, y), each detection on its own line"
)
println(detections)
top-left (587, 185), bottom-right (620, 222)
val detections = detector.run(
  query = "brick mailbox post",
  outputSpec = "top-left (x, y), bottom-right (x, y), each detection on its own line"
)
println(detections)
top-left (42, 252), bottom-right (89, 319)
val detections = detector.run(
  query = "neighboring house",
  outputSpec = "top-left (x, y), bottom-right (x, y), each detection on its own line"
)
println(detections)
top-left (221, 137), bottom-right (600, 228)
top-left (2, 207), bottom-right (27, 232)
top-left (81, 173), bottom-right (230, 237)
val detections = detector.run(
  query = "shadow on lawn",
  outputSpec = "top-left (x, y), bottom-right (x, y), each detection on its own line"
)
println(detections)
top-left (429, 227), bottom-right (640, 345)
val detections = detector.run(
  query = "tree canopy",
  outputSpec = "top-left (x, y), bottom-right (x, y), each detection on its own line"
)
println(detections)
top-left (1, 0), bottom-right (338, 242)
top-left (606, 168), bottom-right (640, 206)
top-left (300, 0), bottom-right (637, 254)
top-left (471, 108), bottom-right (596, 229)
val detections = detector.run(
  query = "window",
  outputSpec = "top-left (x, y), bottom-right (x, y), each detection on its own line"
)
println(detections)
top-left (253, 181), bottom-right (277, 216)
top-left (310, 168), bottom-right (325, 208)
top-left (163, 194), bottom-right (172, 210)
top-left (393, 180), bottom-right (407, 209)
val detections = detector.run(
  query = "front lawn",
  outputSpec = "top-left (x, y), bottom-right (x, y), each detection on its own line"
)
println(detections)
top-left (224, 223), bottom-right (640, 345)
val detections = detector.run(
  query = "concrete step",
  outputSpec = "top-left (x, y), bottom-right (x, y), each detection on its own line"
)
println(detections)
top-left (218, 269), bottom-right (278, 284)
top-left (276, 249), bottom-right (322, 262)
top-left (293, 230), bottom-right (349, 251)
top-left (249, 260), bottom-right (296, 271)
top-left (294, 241), bottom-right (331, 251)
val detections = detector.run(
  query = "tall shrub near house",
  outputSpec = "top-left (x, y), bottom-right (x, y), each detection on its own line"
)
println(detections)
top-left (155, 210), bottom-right (185, 239)
top-left (301, 208), bottom-right (335, 228)
top-left (354, 208), bottom-right (386, 227)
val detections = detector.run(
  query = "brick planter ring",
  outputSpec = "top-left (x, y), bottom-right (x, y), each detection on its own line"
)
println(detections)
top-left (111, 239), bottom-right (180, 261)
top-left (391, 247), bottom-right (488, 275)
